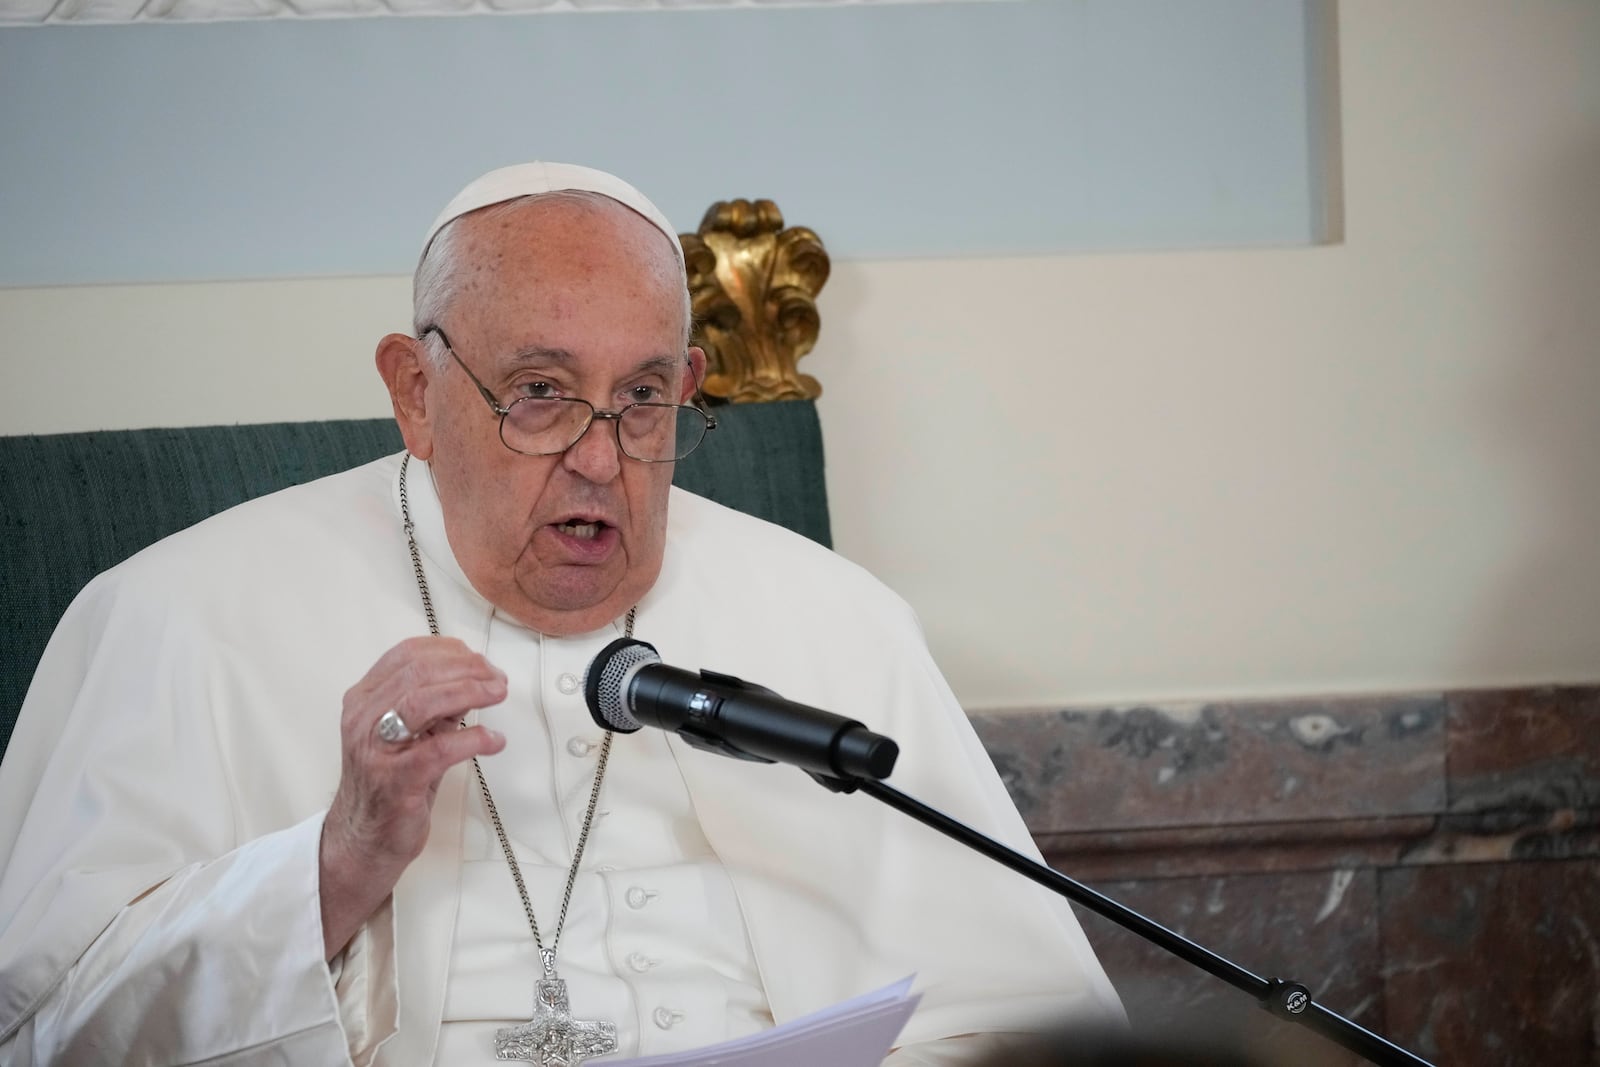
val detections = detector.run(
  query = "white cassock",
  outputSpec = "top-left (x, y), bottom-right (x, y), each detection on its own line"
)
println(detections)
top-left (0, 453), bottom-right (1122, 1066)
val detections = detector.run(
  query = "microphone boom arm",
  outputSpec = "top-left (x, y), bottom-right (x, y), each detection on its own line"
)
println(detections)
top-left (815, 773), bottom-right (1434, 1067)
top-left (584, 639), bottom-right (1428, 1062)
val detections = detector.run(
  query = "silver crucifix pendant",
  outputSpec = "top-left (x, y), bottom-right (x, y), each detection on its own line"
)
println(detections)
top-left (494, 950), bottom-right (618, 1065)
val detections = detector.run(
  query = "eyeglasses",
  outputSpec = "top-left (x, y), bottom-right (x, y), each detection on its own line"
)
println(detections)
top-left (421, 325), bottom-right (716, 463)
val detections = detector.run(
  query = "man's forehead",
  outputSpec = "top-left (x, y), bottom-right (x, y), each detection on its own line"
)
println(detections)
top-left (421, 161), bottom-right (682, 269)
top-left (501, 346), bottom-right (684, 375)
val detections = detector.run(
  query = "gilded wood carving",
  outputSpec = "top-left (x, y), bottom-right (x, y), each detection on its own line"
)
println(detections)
top-left (680, 199), bottom-right (830, 403)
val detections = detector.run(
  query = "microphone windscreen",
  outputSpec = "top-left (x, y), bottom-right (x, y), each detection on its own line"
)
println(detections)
top-left (584, 637), bottom-right (659, 732)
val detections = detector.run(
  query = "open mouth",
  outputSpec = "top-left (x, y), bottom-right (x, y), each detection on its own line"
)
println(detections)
top-left (555, 519), bottom-right (608, 541)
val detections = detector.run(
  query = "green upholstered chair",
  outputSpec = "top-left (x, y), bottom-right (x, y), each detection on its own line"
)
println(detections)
top-left (0, 402), bottom-right (830, 758)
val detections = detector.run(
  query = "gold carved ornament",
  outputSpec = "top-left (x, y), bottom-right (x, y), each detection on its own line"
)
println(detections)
top-left (679, 199), bottom-right (830, 404)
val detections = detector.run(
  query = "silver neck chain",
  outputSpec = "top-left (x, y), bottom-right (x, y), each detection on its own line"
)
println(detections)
top-left (398, 453), bottom-right (628, 974)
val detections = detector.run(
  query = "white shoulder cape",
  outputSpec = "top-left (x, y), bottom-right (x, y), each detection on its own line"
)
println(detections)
top-left (0, 454), bottom-right (1121, 1063)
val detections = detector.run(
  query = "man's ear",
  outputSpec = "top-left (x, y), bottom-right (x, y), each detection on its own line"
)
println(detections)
top-left (375, 332), bottom-right (435, 460)
top-left (682, 346), bottom-right (709, 404)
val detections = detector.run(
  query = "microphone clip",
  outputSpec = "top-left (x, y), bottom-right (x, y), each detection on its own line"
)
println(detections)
top-left (674, 669), bottom-right (780, 765)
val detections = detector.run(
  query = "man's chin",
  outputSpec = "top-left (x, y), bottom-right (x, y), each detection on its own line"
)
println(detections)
top-left (509, 580), bottom-right (634, 638)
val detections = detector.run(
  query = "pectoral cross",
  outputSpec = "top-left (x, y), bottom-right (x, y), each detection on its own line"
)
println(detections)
top-left (494, 951), bottom-right (619, 1065)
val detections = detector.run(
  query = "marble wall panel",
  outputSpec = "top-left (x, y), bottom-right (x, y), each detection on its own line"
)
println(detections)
top-left (1446, 686), bottom-right (1600, 814)
top-left (1073, 868), bottom-right (1381, 1067)
top-left (1380, 859), bottom-right (1600, 1065)
top-left (976, 683), bottom-right (1600, 1067)
top-left (973, 695), bottom-right (1447, 835)
top-left (1037, 815), bottom-right (1436, 884)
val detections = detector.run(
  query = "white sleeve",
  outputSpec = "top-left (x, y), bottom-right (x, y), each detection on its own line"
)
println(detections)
top-left (0, 569), bottom-right (401, 1067)
top-left (1, 813), bottom-right (399, 1067)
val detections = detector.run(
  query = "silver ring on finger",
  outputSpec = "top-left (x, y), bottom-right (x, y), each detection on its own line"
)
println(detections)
top-left (375, 708), bottom-right (414, 745)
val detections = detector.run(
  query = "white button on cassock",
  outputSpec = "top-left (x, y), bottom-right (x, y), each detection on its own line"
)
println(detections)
top-left (566, 737), bottom-right (594, 757)
top-left (626, 952), bottom-right (658, 973)
top-left (625, 886), bottom-right (657, 909)
top-left (557, 672), bottom-right (580, 694)
top-left (652, 1007), bottom-right (686, 1030)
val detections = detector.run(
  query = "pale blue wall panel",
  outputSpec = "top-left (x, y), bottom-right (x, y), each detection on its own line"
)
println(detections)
top-left (0, 1), bottom-right (1331, 286)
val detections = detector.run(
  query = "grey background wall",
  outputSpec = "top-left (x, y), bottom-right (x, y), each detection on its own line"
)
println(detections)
top-left (0, 1), bottom-right (1329, 284)
top-left (2, 0), bottom-right (1597, 710)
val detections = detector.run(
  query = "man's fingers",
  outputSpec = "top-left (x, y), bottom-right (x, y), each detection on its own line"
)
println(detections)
top-left (357, 636), bottom-right (505, 698)
top-left (369, 724), bottom-right (506, 794)
top-left (372, 634), bottom-right (476, 671)
top-left (425, 723), bottom-right (508, 769)
top-left (346, 638), bottom-right (508, 741)
top-left (377, 674), bottom-right (508, 741)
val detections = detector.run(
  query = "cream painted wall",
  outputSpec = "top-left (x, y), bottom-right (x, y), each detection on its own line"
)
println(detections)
top-left (2, 0), bottom-right (1597, 708)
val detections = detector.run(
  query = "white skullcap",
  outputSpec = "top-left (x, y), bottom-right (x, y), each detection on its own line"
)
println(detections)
top-left (420, 161), bottom-right (683, 268)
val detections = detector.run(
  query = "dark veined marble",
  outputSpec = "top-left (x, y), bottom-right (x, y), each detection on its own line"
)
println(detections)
top-left (975, 695), bottom-right (1448, 833)
top-left (968, 684), bottom-right (1600, 1067)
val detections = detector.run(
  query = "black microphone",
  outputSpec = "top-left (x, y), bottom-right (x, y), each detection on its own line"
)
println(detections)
top-left (584, 638), bottom-right (899, 781)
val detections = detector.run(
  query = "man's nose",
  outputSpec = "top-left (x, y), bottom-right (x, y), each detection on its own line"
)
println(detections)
top-left (561, 412), bottom-right (624, 483)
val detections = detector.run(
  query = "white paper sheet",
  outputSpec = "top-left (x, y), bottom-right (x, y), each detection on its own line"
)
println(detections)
top-left (605, 976), bottom-right (921, 1067)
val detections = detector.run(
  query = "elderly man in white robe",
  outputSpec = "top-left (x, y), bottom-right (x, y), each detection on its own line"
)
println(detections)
top-left (0, 163), bottom-right (1123, 1066)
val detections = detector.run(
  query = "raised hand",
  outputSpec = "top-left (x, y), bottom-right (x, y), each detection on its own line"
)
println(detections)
top-left (319, 636), bottom-right (508, 959)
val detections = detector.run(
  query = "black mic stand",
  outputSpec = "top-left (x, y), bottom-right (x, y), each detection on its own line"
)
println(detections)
top-left (809, 773), bottom-right (1434, 1067)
